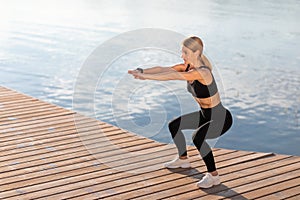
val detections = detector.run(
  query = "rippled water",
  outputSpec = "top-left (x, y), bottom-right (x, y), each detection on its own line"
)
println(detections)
top-left (0, 0), bottom-right (299, 155)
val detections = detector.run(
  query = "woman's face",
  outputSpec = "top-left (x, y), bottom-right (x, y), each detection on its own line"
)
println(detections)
top-left (181, 45), bottom-right (199, 66)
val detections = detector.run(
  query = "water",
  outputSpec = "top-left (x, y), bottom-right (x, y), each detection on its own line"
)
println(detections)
top-left (0, 0), bottom-right (299, 155)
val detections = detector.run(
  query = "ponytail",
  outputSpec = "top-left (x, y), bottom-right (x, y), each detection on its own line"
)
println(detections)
top-left (200, 54), bottom-right (213, 71)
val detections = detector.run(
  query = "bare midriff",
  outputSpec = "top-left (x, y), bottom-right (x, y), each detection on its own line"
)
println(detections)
top-left (194, 92), bottom-right (221, 109)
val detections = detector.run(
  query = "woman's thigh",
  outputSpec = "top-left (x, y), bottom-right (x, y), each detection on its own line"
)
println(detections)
top-left (170, 111), bottom-right (203, 130)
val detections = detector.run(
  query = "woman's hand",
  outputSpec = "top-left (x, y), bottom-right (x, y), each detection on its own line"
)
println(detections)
top-left (128, 69), bottom-right (139, 75)
top-left (128, 69), bottom-right (146, 80)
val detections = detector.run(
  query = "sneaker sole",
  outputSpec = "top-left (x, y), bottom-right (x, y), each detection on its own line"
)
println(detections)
top-left (197, 183), bottom-right (213, 189)
top-left (214, 181), bottom-right (221, 186)
top-left (165, 164), bottom-right (191, 169)
top-left (197, 181), bottom-right (221, 188)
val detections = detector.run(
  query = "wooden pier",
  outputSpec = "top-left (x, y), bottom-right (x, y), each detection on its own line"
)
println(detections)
top-left (0, 86), bottom-right (299, 199)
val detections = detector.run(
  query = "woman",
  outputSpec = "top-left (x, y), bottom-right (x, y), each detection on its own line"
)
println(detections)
top-left (128, 36), bottom-right (233, 188)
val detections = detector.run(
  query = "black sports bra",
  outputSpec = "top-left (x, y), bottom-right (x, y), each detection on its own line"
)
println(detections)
top-left (185, 65), bottom-right (218, 98)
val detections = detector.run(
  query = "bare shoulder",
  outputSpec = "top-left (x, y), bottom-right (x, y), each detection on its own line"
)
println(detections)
top-left (196, 67), bottom-right (213, 82)
top-left (171, 63), bottom-right (186, 72)
top-left (196, 66), bottom-right (211, 75)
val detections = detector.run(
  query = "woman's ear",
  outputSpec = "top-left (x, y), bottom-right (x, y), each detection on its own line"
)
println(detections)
top-left (194, 49), bottom-right (201, 57)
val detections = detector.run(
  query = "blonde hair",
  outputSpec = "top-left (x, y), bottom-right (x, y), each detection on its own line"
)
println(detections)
top-left (182, 36), bottom-right (213, 71)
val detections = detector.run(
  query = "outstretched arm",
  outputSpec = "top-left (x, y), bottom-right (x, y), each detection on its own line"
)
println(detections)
top-left (128, 63), bottom-right (187, 75)
top-left (128, 66), bottom-right (172, 74)
top-left (130, 68), bottom-right (206, 82)
top-left (144, 66), bottom-right (174, 74)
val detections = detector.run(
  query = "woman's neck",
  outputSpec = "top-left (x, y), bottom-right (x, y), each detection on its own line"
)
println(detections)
top-left (191, 58), bottom-right (204, 68)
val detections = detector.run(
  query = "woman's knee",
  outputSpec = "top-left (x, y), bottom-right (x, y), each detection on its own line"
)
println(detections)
top-left (192, 131), bottom-right (206, 149)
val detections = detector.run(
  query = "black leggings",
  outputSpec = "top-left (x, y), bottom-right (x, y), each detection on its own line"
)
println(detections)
top-left (168, 103), bottom-right (233, 172)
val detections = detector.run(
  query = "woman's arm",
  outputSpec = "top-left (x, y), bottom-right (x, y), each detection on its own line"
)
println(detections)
top-left (144, 63), bottom-right (186, 73)
top-left (143, 66), bottom-right (174, 74)
top-left (134, 68), bottom-right (207, 81)
top-left (128, 64), bottom-right (186, 75)
top-left (128, 66), bottom-right (170, 74)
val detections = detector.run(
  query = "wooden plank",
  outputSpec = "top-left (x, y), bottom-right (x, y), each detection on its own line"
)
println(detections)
top-left (0, 118), bottom-right (114, 152)
top-left (0, 124), bottom-right (122, 162)
top-left (0, 98), bottom-right (38, 107)
top-left (0, 129), bottom-right (137, 167)
top-left (0, 95), bottom-right (30, 101)
top-left (0, 113), bottom-right (80, 131)
top-left (0, 107), bottom-right (73, 122)
top-left (287, 195), bottom-right (300, 200)
top-left (0, 102), bottom-right (59, 116)
top-left (0, 98), bottom-right (70, 113)
top-left (0, 94), bottom-right (31, 102)
top-left (0, 110), bottom-right (75, 126)
top-left (0, 89), bottom-right (18, 93)
top-left (0, 99), bottom-right (43, 108)
top-left (0, 136), bottom-right (156, 180)
top-left (255, 185), bottom-right (300, 200)
top-left (0, 114), bottom-right (103, 143)
top-left (0, 126), bottom-right (133, 158)
top-left (229, 177), bottom-right (300, 199)
top-left (0, 106), bottom-right (68, 119)
top-left (0, 115), bottom-right (91, 143)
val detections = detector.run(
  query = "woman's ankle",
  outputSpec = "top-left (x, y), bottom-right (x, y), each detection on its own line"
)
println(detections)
top-left (209, 171), bottom-right (218, 176)
top-left (179, 156), bottom-right (188, 160)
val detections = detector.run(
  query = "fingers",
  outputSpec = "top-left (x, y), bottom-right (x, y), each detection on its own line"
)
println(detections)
top-left (134, 73), bottom-right (144, 80)
top-left (128, 69), bottom-right (139, 74)
top-left (133, 74), bottom-right (143, 79)
top-left (128, 70), bottom-right (135, 74)
top-left (128, 69), bottom-right (146, 80)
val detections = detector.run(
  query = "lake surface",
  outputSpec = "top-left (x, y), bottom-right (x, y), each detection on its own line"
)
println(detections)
top-left (0, 0), bottom-right (299, 155)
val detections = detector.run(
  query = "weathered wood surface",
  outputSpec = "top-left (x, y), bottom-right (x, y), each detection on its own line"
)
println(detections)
top-left (0, 86), bottom-right (299, 200)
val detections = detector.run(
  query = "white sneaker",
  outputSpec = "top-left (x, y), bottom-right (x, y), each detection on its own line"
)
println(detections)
top-left (197, 173), bottom-right (221, 188)
top-left (164, 157), bottom-right (191, 169)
